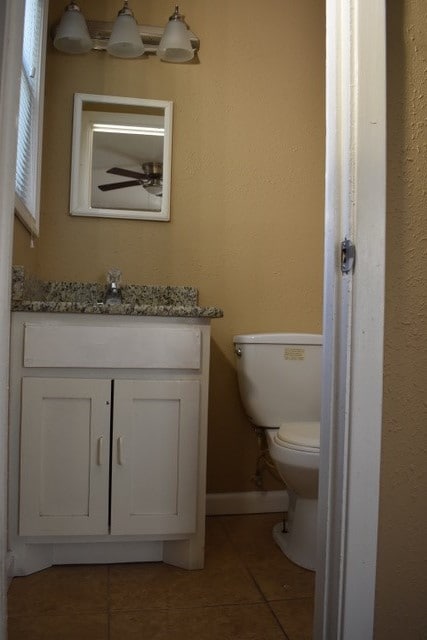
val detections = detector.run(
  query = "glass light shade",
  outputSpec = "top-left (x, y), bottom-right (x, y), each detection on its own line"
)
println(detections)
top-left (107, 13), bottom-right (144, 58)
top-left (157, 17), bottom-right (194, 63)
top-left (53, 4), bottom-right (92, 54)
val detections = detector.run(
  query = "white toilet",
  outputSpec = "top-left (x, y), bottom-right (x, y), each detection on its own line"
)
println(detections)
top-left (233, 333), bottom-right (322, 571)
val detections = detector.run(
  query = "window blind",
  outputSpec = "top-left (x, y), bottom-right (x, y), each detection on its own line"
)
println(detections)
top-left (15, 0), bottom-right (46, 234)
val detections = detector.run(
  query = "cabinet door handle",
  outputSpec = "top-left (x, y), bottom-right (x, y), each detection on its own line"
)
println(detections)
top-left (97, 436), bottom-right (103, 465)
top-left (117, 437), bottom-right (124, 465)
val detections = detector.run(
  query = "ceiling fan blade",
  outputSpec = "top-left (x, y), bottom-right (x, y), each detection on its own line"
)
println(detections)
top-left (98, 180), bottom-right (141, 191)
top-left (106, 167), bottom-right (146, 179)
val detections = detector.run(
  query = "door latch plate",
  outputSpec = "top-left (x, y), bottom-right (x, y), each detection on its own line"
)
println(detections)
top-left (341, 238), bottom-right (356, 274)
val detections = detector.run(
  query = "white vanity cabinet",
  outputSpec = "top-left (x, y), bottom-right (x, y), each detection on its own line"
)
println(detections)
top-left (9, 313), bottom-right (211, 575)
top-left (19, 377), bottom-right (199, 537)
top-left (19, 377), bottom-right (111, 536)
top-left (110, 379), bottom-right (199, 536)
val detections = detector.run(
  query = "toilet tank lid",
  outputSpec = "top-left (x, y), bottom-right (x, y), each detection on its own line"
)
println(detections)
top-left (233, 333), bottom-right (322, 345)
top-left (276, 421), bottom-right (320, 450)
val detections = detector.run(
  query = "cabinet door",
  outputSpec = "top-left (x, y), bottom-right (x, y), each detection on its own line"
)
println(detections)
top-left (19, 378), bottom-right (111, 536)
top-left (111, 380), bottom-right (200, 535)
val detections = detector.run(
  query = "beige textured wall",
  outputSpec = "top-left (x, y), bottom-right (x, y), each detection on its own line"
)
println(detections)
top-left (374, 0), bottom-right (427, 636)
top-left (13, 219), bottom-right (37, 273)
top-left (14, 0), bottom-right (325, 493)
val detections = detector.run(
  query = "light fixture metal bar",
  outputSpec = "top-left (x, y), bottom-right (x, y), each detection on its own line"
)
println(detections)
top-left (85, 20), bottom-right (199, 55)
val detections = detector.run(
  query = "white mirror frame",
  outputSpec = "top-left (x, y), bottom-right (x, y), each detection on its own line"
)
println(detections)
top-left (70, 93), bottom-right (173, 221)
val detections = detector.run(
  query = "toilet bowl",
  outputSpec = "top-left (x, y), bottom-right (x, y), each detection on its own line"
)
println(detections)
top-left (266, 422), bottom-right (319, 570)
top-left (233, 333), bottom-right (322, 571)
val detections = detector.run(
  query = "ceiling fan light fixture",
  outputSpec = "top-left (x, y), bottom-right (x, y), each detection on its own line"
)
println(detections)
top-left (144, 184), bottom-right (163, 197)
top-left (157, 6), bottom-right (194, 63)
top-left (98, 163), bottom-right (163, 196)
top-left (107, 1), bottom-right (144, 59)
top-left (53, 2), bottom-right (92, 54)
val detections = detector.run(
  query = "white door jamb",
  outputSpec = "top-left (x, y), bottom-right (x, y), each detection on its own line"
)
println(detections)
top-left (314, 1), bottom-right (386, 638)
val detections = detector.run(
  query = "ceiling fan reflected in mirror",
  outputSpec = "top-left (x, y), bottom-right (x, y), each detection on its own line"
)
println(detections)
top-left (98, 161), bottom-right (163, 197)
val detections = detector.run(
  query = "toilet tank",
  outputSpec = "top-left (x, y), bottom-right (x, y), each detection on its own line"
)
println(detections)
top-left (233, 333), bottom-right (322, 428)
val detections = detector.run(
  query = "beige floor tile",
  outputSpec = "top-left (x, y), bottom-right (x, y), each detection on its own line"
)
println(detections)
top-left (219, 513), bottom-right (284, 546)
top-left (109, 561), bottom-right (263, 611)
top-left (219, 513), bottom-right (290, 564)
top-left (8, 565), bottom-right (109, 617)
top-left (7, 613), bottom-right (108, 640)
top-left (110, 603), bottom-right (286, 640)
top-left (219, 513), bottom-right (315, 600)
top-left (204, 516), bottom-right (247, 569)
top-left (249, 559), bottom-right (315, 601)
top-left (270, 598), bottom-right (315, 640)
top-left (6, 515), bottom-right (314, 638)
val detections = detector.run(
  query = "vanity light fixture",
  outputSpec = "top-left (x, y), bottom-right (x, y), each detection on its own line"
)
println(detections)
top-left (53, 2), bottom-right (199, 61)
top-left (157, 6), bottom-right (194, 63)
top-left (53, 2), bottom-right (92, 54)
top-left (106, 1), bottom-right (144, 59)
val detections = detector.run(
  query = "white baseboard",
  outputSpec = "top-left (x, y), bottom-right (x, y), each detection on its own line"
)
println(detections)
top-left (206, 490), bottom-right (288, 516)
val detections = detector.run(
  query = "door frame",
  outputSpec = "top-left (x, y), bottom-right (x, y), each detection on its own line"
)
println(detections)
top-left (0, 1), bottom-right (387, 638)
top-left (314, 0), bottom-right (386, 638)
top-left (0, 0), bottom-right (25, 638)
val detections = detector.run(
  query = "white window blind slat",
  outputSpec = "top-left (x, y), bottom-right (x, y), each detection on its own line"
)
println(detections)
top-left (16, 74), bottom-right (33, 197)
top-left (15, 0), bottom-right (47, 235)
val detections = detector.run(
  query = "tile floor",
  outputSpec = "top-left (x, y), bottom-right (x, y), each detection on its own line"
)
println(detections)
top-left (8, 513), bottom-right (315, 639)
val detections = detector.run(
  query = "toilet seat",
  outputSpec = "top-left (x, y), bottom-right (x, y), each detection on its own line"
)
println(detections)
top-left (275, 421), bottom-right (320, 453)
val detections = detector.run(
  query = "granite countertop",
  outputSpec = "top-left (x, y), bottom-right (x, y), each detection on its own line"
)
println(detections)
top-left (11, 267), bottom-right (223, 319)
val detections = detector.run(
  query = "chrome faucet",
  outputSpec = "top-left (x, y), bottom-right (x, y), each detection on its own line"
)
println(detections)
top-left (104, 267), bottom-right (123, 304)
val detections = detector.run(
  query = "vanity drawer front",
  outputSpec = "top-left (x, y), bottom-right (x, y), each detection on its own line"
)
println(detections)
top-left (23, 323), bottom-right (201, 369)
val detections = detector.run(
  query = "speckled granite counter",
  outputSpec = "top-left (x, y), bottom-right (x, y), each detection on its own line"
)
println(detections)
top-left (11, 267), bottom-right (223, 319)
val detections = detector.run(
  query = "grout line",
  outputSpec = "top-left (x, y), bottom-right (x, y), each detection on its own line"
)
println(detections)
top-left (243, 566), bottom-right (290, 639)
top-left (265, 595), bottom-right (315, 602)
top-left (109, 600), bottom-right (279, 615)
top-left (266, 602), bottom-right (292, 640)
top-left (218, 516), bottom-right (290, 639)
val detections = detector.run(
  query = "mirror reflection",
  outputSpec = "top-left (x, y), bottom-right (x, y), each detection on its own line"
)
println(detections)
top-left (70, 94), bottom-right (173, 221)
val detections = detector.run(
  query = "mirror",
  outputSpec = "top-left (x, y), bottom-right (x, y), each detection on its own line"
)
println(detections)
top-left (70, 94), bottom-right (173, 221)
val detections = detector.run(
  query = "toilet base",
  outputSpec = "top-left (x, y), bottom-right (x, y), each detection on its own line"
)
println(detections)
top-left (272, 497), bottom-right (317, 571)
